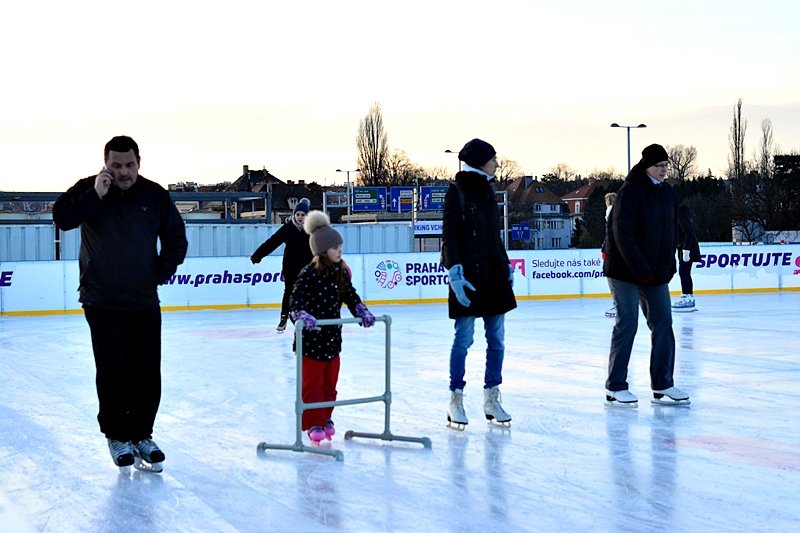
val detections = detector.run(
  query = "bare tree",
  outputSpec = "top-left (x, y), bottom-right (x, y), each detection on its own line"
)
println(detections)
top-left (549, 163), bottom-right (578, 181)
top-left (666, 144), bottom-right (698, 182)
top-left (356, 102), bottom-right (389, 186)
top-left (727, 97), bottom-right (748, 180)
top-left (386, 149), bottom-right (426, 186)
top-left (756, 118), bottom-right (775, 179)
top-left (496, 158), bottom-right (523, 187)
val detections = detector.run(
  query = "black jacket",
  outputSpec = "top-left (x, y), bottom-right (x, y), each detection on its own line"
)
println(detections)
top-left (441, 171), bottom-right (516, 318)
top-left (53, 175), bottom-right (188, 308)
top-left (603, 163), bottom-right (678, 286)
top-left (676, 204), bottom-right (701, 263)
top-left (251, 219), bottom-right (312, 281)
top-left (290, 263), bottom-right (362, 360)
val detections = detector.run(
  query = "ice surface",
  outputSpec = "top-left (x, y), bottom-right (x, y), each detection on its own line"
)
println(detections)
top-left (1, 293), bottom-right (799, 532)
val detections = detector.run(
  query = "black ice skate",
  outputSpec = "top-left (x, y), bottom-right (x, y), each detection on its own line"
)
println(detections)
top-left (276, 315), bottom-right (288, 333)
top-left (108, 439), bottom-right (135, 474)
top-left (132, 439), bottom-right (165, 473)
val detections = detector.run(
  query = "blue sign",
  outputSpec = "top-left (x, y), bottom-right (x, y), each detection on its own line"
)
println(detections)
top-left (511, 222), bottom-right (531, 241)
top-left (352, 187), bottom-right (387, 212)
top-left (420, 186), bottom-right (449, 211)
top-left (390, 186), bottom-right (414, 213)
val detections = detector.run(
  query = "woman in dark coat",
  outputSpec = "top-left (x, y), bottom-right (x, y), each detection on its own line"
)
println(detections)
top-left (603, 144), bottom-right (690, 407)
top-left (440, 138), bottom-right (516, 429)
top-left (672, 204), bottom-right (702, 311)
top-left (251, 198), bottom-right (313, 332)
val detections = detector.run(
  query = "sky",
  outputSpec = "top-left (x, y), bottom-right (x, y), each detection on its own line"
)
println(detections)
top-left (1, 0), bottom-right (799, 192)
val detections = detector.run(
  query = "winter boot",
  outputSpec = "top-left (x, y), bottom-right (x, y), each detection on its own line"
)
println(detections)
top-left (605, 389), bottom-right (638, 407)
top-left (447, 389), bottom-right (468, 429)
top-left (483, 386), bottom-right (511, 426)
top-left (276, 315), bottom-right (288, 333)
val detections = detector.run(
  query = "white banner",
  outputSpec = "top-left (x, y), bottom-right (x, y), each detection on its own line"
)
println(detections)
top-left (1, 244), bottom-right (798, 314)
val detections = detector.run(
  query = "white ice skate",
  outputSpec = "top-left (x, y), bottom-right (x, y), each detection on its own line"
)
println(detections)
top-left (132, 439), bottom-right (165, 473)
top-left (672, 294), bottom-right (697, 313)
top-left (605, 389), bottom-right (638, 408)
top-left (483, 386), bottom-right (511, 427)
top-left (447, 389), bottom-right (468, 430)
top-left (605, 304), bottom-right (617, 318)
top-left (108, 439), bottom-right (135, 474)
top-left (651, 386), bottom-right (691, 406)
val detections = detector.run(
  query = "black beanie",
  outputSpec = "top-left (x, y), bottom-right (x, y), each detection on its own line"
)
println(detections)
top-left (458, 138), bottom-right (496, 169)
top-left (640, 144), bottom-right (669, 169)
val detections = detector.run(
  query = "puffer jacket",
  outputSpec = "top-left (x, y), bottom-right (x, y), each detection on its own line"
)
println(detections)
top-left (441, 171), bottom-right (516, 318)
top-left (603, 163), bottom-right (678, 286)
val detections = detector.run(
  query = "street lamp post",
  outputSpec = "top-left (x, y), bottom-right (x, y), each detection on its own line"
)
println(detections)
top-left (610, 123), bottom-right (647, 174)
top-left (444, 149), bottom-right (461, 174)
top-left (336, 168), bottom-right (360, 217)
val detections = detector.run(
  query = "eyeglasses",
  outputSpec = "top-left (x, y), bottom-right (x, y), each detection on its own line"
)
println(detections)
top-left (654, 163), bottom-right (670, 169)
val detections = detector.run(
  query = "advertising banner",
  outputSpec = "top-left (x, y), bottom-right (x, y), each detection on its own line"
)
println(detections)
top-left (2, 244), bottom-right (798, 314)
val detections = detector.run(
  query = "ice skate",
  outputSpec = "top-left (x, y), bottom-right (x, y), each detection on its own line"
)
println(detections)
top-left (652, 386), bottom-right (691, 406)
top-left (108, 439), bottom-right (135, 474)
top-left (672, 294), bottom-right (697, 313)
top-left (447, 389), bottom-right (468, 430)
top-left (323, 419), bottom-right (335, 440)
top-left (483, 386), bottom-right (511, 427)
top-left (307, 426), bottom-right (326, 447)
top-left (605, 304), bottom-right (617, 318)
top-left (605, 389), bottom-right (638, 408)
top-left (132, 439), bottom-right (165, 473)
top-left (276, 315), bottom-right (288, 333)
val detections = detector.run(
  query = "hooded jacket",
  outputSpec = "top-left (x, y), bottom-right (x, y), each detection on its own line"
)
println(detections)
top-left (441, 170), bottom-right (516, 318)
top-left (603, 163), bottom-right (678, 286)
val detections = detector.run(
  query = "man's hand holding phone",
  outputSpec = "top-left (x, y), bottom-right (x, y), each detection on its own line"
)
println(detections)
top-left (95, 167), bottom-right (112, 198)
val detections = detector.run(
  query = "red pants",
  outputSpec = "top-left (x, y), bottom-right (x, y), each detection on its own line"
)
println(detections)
top-left (301, 356), bottom-right (340, 430)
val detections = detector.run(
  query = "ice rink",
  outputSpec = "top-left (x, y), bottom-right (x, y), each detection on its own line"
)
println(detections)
top-left (1, 292), bottom-right (799, 532)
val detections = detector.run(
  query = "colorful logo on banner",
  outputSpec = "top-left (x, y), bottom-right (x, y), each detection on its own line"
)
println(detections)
top-left (509, 258), bottom-right (526, 277)
top-left (374, 259), bottom-right (403, 289)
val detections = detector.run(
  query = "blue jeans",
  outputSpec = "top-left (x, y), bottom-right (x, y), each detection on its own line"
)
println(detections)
top-left (606, 278), bottom-right (675, 392)
top-left (449, 315), bottom-right (505, 391)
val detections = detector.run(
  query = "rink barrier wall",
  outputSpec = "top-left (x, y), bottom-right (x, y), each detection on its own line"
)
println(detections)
top-left (1, 244), bottom-right (799, 316)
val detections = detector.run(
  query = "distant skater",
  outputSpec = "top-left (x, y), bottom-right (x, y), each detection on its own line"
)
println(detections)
top-left (672, 204), bottom-right (701, 312)
top-left (603, 192), bottom-right (618, 318)
top-left (251, 198), bottom-right (313, 332)
top-left (441, 138), bottom-right (517, 429)
top-left (602, 144), bottom-right (690, 407)
top-left (53, 136), bottom-right (188, 472)
top-left (289, 210), bottom-right (376, 446)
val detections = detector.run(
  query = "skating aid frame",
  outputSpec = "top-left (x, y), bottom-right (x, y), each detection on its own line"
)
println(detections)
top-left (257, 315), bottom-right (432, 461)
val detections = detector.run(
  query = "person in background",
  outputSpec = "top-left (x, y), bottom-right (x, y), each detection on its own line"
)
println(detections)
top-left (251, 198), bottom-right (313, 332)
top-left (289, 210), bottom-right (376, 446)
top-left (602, 144), bottom-right (690, 407)
top-left (603, 192), bottom-right (618, 318)
top-left (440, 138), bottom-right (517, 430)
top-left (53, 135), bottom-right (188, 472)
top-left (672, 203), bottom-right (701, 312)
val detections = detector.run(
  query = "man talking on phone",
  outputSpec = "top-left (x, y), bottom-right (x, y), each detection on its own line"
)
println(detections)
top-left (54, 136), bottom-right (187, 473)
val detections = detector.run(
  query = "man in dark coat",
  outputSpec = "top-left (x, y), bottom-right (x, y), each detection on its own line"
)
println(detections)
top-left (440, 138), bottom-right (517, 429)
top-left (251, 198), bottom-right (313, 332)
top-left (53, 135), bottom-right (188, 472)
top-left (603, 143), bottom-right (690, 407)
top-left (672, 203), bottom-right (702, 311)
